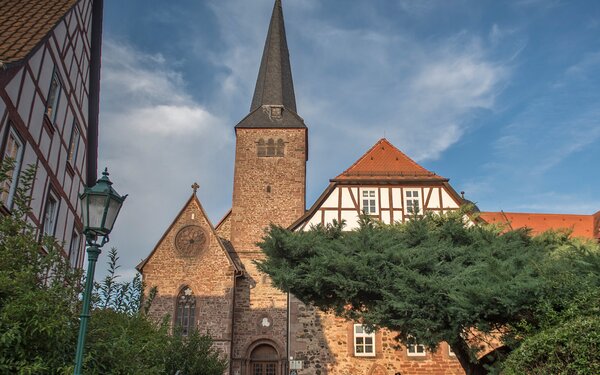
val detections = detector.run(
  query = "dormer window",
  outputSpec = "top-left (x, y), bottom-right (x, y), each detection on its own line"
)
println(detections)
top-left (270, 105), bottom-right (283, 118)
top-left (257, 138), bottom-right (285, 157)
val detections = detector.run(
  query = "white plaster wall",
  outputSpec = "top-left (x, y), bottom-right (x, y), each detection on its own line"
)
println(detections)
top-left (17, 72), bottom-right (35, 123)
top-left (380, 187), bottom-right (389, 209)
top-left (381, 211), bottom-right (391, 224)
top-left (38, 51), bottom-right (54, 95)
top-left (340, 211), bottom-right (360, 230)
top-left (392, 188), bottom-right (403, 210)
top-left (323, 210), bottom-right (338, 225)
top-left (322, 188), bottom-right (338, 208)
top-left (31, 165), bottom-right (47, 219)
top-left (441, 189), bottom-right (459, 209)
top-left (5, 69), bottom-right (23, 105)
top-left (340, 187), bottom-right (355, 209)
top-left (306, 214), bottom-right (321, 229)
top-left (29, 48), bottom-right (44, 79)
top-left (428, 187), bottom-right (441, 209)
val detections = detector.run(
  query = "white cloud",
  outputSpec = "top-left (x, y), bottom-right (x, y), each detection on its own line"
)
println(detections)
top-left (97, 39), bottom-right (233, 277)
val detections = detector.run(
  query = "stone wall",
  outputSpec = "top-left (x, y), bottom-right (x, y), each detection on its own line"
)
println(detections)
top-left (142, 197), bottom-right (236, 363)
top-left (229, 127), bottom-right (307, 374)
top-left (230, 128), bottom-right (307, 251)
top-left (290, 298), bottom-right (465, 375)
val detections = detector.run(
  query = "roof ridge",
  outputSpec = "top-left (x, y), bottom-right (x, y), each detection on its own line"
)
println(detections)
top-left (335, 138), bottom-right (439, 180)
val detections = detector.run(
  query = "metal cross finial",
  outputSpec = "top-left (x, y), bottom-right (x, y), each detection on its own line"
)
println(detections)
top-left (192, 182), bottom-right (199, 194)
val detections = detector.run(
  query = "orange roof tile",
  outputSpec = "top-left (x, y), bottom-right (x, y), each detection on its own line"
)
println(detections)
top-left (0, 0), bottom-right (77, 66)
top-left (479, 212), bottom-right (598, 240)
top-left (334, 138), bottom-right (445, 181)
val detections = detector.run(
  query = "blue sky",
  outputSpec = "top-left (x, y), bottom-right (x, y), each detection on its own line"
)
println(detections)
top-left (97, 0), bottom-right (600, 279)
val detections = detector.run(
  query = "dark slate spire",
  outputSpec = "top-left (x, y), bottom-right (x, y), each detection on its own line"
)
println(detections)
top-left (250, 0), bottom-right (297, 113)
top-left (236, 0), bottom-right (305, 129)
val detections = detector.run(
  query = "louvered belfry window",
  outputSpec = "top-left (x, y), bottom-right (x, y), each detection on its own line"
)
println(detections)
top-left (175, 286), bottom-right (196, 336)
top-left (257, 138), bottom-right (285, 157)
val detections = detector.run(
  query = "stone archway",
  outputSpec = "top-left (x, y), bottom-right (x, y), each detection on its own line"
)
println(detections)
top-left (249, 343), bottom-right (279, 375)
top-left (368, 364), bottom-right (387, 375)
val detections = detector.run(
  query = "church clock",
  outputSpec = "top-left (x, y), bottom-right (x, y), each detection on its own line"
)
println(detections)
top-left (175, 225), bottom-right (208, 256)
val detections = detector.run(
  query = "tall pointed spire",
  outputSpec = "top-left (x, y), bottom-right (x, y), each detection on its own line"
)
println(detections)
top-left (250, 0), bottom-right (297, 113)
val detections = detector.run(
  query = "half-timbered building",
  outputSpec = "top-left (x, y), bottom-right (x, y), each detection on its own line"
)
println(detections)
top-left (139, 1), bottom-right (600, 375)
top-left (0, 0), bottom-right (102, 268)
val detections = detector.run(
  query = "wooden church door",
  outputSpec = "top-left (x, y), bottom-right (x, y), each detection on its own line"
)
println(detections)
top-left (250, 344), bottom-right (278, 375)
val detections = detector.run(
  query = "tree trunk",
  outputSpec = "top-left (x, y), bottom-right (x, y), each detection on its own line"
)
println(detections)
top-left (450, 340), bottom-right (489, 375)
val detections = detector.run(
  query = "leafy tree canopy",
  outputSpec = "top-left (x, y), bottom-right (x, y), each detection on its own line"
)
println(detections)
top-left (257, 211), bottom-right (600, 374)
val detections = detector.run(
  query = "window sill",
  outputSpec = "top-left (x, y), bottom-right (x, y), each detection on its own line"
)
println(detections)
top-left (353, 353), bottom-right (376, 358)
top-left (42, 114), bottom-right (56, 135)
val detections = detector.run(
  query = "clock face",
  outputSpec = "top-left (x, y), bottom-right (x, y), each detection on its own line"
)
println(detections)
top-left (175, 225), bottom-right (208, 256)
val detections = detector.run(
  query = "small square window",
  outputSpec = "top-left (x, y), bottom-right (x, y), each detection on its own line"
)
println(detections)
top-left (361, 189), bottom-right (377, 215)
top-left (353, 324), bottom-right (376, 357)
top-left (407, 340), bottom-right (426, 357)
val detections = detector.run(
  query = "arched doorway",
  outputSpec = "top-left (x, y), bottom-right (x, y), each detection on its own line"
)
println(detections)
top-left (250, 344), bottom-right (279, 375)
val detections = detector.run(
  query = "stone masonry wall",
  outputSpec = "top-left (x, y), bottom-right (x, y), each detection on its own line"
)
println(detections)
top-left (142, 197), bottom-right (236, 363)
top-left (230, 128), bottom-right (306, 251)
top-left (229, 127), bottom-right (307, 374)
top-left (290, 297), bottom-right (465, 375)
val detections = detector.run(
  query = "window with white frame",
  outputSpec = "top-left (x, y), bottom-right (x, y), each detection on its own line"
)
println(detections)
top-left (46, 69), bottom-right (62, 123)
top-left (361, 189), bottom-right (377, 215)
top-left (42, 189), bottom-right (59, 237)
top-left (407, 338), bottom-right (426, 357)
top-left (0, 126), bottom-right (24, 209)
top-left (404, 189), bottom-right (421, 215)
top-left (67, 122), bottom-right (80, 165)
top-left (353, 324), bottom-right (376, 356)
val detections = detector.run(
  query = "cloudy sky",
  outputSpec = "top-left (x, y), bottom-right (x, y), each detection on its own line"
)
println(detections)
top-left (97, 0), bottom-right (600, 280)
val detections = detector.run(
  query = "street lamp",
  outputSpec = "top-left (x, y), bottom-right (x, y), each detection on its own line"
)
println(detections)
top-left (74, 168), bottom-right (127, 375)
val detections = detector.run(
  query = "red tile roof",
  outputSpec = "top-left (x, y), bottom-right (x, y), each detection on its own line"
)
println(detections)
top-left (480, 211), bottom-right (599, 240)
top-left (334, 138), bottom-right (446, 181)
top-left (0, 0), bottom-right (77, 66)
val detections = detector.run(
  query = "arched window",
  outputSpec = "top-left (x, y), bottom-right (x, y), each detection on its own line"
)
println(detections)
top-left (175, 286), bottom-right (196, 336)
top-left (276, 139), bottom-right (285, 156)
top-left (266, 138), bottom-right (276, 156)
top-left (257, 139), bottom-right (266, 157)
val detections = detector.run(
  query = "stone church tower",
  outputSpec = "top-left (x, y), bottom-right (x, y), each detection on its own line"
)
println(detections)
top-left (139, 1), bottom-right (306, 374)
top-left (228, 0), bottom-right (307, 372)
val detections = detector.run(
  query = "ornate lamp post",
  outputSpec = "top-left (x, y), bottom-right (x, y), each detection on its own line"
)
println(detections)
top-left (74, 168), bottom-right (127, 375)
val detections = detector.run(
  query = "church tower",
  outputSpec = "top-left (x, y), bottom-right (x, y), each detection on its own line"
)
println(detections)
top-left (230, 0), bottom-right (307, 251)
top-left (229, 0), bottom-right (307, 373)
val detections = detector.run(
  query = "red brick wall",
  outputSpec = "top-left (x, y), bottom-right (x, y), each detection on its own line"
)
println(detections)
top-left (289, 299), bottom-right (465, 375)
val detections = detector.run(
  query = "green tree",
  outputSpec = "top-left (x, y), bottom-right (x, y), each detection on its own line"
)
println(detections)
top-left (256, 212), bottom-right (600, 375)
top-left (0, 161), bottom-right (227, 374)
top-left (0, 163), bottom-right (80, 374)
